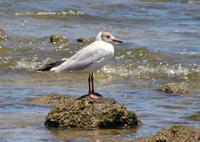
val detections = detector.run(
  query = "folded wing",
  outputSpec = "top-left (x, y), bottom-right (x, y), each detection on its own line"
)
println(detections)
top-left (36, 42), bottom-right (107, 73)
top-left (51, 45), bottom-right (106, 72)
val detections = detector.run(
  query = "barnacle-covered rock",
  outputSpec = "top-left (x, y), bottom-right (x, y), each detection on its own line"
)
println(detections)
top-left (45, 95), bottom-right (140, 129)
top-left (50, 34), bottom-right (69, 45)
top-left (134, 125), bottom-right (200, 142)
top-left (156, 83), bottom-right (191, 94)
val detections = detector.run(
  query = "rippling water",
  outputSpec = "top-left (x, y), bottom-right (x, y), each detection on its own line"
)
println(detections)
top-left (0, 0), bottom-right (200, 141)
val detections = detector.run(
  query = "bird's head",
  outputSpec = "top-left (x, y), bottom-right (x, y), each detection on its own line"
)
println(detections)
top-left (96, 31), bottom-right (123, 44)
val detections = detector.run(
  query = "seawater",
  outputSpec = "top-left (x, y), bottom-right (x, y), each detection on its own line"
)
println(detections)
top-left (0, 0), bottom-right (200, 141)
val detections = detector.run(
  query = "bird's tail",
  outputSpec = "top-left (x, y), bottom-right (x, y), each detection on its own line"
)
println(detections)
top-left (35, 60), bottom-right (66, 72)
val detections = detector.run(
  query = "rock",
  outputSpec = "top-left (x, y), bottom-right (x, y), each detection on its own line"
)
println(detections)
top-left (134, 125), bottom-right (200, 142)
top-left (156, 83), bottom-right (191, 94)
top-left (76, 37), bottom-right (95, 43)
top-left (76, 38), bottom-right (88, 43)
top-left (45, 95), bottom-right (140, 129)
top-left (0, 28), bottom-right (6, 40)
top-left (186, 111), bottom-right (200, 121)
top-left (29, 93), bottom-right (75, 106)
top-left (50, 34), bottom-right (69, 45)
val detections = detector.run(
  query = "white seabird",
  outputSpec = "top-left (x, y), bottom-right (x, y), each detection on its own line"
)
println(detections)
top-left (36, 31), bottom-right (123, 99)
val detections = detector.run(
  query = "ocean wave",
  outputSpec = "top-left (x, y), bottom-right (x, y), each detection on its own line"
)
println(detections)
top-left (15, 9), bottom-right (85, 16)
top-left (13, 56), bottom-right (54, 71)
top-left (1, 47), bottom-right (200, 81)
top-left (102, 63), bottom-right (200, 80)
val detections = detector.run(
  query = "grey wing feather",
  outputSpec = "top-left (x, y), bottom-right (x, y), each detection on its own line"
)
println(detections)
top-left (67, 48), bottom-right (106, 70)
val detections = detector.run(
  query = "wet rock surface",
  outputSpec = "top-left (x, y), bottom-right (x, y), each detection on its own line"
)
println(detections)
top-left (50, 34), bottom-right (69, 45)
top-left (0, 28), bottom-right (7, 40)
top-left (186, 111), bottom-right (200, 121)
top-left (44, 95), bottom-right (140, 129)
top-left (134, 125), bottom-right (200, 142)
top-left (156, 83), bottom-right (191, 94)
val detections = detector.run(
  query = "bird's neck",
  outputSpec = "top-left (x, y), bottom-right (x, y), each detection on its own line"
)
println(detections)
top-left (94, 41), bottom-right (114, 52)
top-left (95, 40), bottom-right (111, 45)
top-left (95, 32), bottom-right (102, 41)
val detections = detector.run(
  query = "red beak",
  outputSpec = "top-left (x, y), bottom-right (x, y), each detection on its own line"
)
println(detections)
top-left (112, 38), bottom-right (123, 44)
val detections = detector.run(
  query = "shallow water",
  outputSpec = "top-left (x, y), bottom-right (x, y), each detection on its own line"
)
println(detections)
top-left (0, 0), bottom-right (200, 141)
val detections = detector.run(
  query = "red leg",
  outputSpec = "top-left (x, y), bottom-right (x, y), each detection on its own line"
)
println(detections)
top-left (91, 73), bottom-right (94, 93)
top-left (88, 73), bottom-right (102, 99)
top-left (88, 74), bottom-right (91, 94)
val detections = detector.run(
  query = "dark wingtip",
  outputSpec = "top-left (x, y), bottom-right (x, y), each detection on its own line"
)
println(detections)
top-left (35, 66), bottom-right (53, 72)
top-left (35, 60), bottom-right (66, 72)
top-left (35, 69), bottom-right (47, 72)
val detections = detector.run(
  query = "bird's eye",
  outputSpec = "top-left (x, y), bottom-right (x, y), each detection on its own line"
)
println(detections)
top-left (106, 35), bottom-right (110, 39)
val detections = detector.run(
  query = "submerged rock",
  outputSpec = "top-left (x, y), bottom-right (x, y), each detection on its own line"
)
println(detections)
top-left (0, 28), bottom-right (6, 40)
top-left (76, 38), bottom-right (88, 43)
top-left (186, 111), bottom-right (200, 121)
top-left (29, 94), bottom-right (75, 106)
top-left (134, 125), bottom-right (200, 142)
top-left (76, 37), bottom-right (94, 43)
top-left (45, 95), bottom-right (140, 129)
top-left (50, 34), bottom-right (69, 45)
top-left (156, 83), bottom-right (191, 94)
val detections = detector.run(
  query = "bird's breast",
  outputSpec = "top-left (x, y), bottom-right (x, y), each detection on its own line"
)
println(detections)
top-left (85, 43), bottom-right (114, 73)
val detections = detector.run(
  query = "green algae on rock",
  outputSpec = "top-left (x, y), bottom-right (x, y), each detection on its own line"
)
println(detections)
top-left (50, 34), bottom-right (69, 45)
top-left (134, 125), bottom-right (200, 142)
top-left (45, 96), bottom-right (140, 129)
top-left (156, 83), bottom-right (191, 95)
top-left (0, 28), bottom-right (7, 40)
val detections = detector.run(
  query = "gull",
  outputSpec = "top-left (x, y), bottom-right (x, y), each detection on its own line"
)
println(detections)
top-left (36, 31), bottom-right (123, 99)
